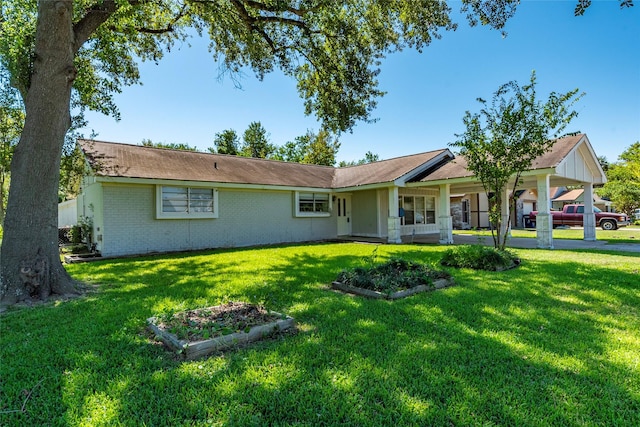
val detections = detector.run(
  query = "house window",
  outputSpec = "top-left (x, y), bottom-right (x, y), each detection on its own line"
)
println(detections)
top-left (295, 192), bottom-right (330, 217)
top-left (399, 195), bottom-right (436, 225)
top-left (156, 186), bottom-right (218, 219)
top-left (462, 199), bottom-right (470, 224)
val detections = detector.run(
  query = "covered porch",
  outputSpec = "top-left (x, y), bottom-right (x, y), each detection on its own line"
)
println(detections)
top-left (397, 134), bottom-right (607, 249)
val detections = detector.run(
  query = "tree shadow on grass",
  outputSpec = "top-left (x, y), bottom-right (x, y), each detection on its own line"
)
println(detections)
top-left (1, 243), bottom-right (639, 425)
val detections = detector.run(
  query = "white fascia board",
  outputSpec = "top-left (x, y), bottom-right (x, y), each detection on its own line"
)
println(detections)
top-left (406, 175), bottom-right (480, 188)
top-left (519, 167), bottom-right (560, 178)
top-left (394, 150), bottom-right (456, 187)
top-left (334, 182), bottom-right (396, 193)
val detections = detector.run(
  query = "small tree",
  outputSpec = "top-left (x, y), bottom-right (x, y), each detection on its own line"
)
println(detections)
top-left (450, 71), bottom-right (583, 250)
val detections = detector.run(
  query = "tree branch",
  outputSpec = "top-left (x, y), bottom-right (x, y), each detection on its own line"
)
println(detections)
top-left (230, 0), bottom-right (278, 54)
top-left (72, 0), bottom-right (119, 53)
top-left (135, 3), bottom-right (189, 34)
top-left (241, 0), bottom-right (308, 17)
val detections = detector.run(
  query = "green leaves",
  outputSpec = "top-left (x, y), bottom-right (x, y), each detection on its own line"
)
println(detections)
top-left (1, 0), bottom-right (525, 133)
top-left (241, 120), bottom-right (275, 158)
top-left (451, 71), bottom-right (583, 249)
top-left (598, 142), bottom-right (640, 216)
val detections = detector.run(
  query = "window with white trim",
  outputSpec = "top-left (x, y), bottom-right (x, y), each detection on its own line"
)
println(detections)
top-left (156, 186), bottom-right (218, 219)
top-left (399, 195), bottom-right (436, 225)
top-left (295, 192), bottom-right (331, 217)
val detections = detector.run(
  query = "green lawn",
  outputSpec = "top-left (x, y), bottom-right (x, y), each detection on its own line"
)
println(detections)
top-left (1, 243), bottom-right (639, 426)
top-left (455, 227), bottom-right (640, 243)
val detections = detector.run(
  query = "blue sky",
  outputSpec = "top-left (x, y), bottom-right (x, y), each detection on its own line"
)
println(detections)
top-left (81, 0), bottom-right (640, 165)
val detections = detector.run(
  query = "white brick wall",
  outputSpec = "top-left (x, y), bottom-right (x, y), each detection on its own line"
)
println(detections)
top-left (100, 184), bottom-right (337, 257)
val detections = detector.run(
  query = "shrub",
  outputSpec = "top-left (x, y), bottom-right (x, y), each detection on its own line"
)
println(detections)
top-left (440, 245), bottom-right (520, 271)
top-left (336, 257), bottom-right (450, 295)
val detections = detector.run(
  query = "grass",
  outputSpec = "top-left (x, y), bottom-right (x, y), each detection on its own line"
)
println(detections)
top-left (1, 242), bottom-right (639, 426)
top-left (454, 226), bottom-right (640, 243)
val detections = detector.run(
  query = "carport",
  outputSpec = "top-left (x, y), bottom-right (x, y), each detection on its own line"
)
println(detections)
top-left (409, 134), bottom-right (607, 249)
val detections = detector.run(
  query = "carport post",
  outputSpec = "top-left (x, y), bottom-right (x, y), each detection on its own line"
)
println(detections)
top-left (387, 186), bottom-right (402, 244)
top-left (535, 174), bottom-right (554, 249)
top-left (438, 184), bottom-right (453, 244)
top-left (583, 184), bottom-right (596, 241)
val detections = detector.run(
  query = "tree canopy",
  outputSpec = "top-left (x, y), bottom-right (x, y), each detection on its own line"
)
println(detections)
top-left (450, 71), bottom-right (583, 250)
top-left (339, 151), bottom-right (380, 167)
top-left (240, 121), bottom-right (274, 158)
top-left (273, 128), bottom-right (340, 166)
top-left (141, 139), bottom-right (198, 151)
top-left (211, 129), bottom-right (240, 155)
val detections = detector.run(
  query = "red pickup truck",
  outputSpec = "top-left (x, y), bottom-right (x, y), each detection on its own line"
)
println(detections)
top-left (529, 204), bottom-right (630, 230)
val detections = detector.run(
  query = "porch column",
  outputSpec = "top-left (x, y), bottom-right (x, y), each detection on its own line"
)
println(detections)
top-left (387, 186), bottom-right (402, 244)
top-left (500, 187), bottom-right (511, 239)
top-left (438, 184), bottom-right (453, 244)
top-left (583, 183), bottom-right (596, 241)
top-left (535, 174), bottom-right (554, 249)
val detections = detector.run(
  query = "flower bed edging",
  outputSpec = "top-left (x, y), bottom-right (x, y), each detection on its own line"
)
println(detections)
top-left (147, 312), bottom-right (295, 360)
top-left (331, 277), bottom-right (454, 300)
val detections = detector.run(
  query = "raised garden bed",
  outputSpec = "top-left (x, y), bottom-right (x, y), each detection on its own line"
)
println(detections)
top-left (147, 302), bottom-right (295, 360)
top-left (63, 253), bottom-right (102, 264)
top-left (331, 257), bottom-right (455, 300)
top-left (331, 277), bottom-right (454, 299)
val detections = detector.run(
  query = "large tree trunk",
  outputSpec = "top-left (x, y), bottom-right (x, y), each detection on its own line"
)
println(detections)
top-left (0, 1), bottom-right (79, 306)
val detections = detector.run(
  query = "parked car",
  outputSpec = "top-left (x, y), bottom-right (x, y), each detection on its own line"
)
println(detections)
top-left (634, 208), bottom-right (640, 221)
top-left (529, 204), bottom-right (630, 230)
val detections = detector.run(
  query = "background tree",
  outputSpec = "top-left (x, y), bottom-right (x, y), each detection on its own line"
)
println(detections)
top-left (598, 142), bottom-right (640, 216)
top-left (240, 121), bottom-right (274, 159)
top-left (141, 139), bottom-right (197, 151)
top-left (0, 0), bottom-right (608, 306)
top-left (301, 129), bottom-right (340, 166)
top-left (273, 128), bottom-right (340, 166)
top-left (450, 71), bottom-right (583, 250)
top-left (597, 155), bottom-right (610, 173)
top-left (211, 129), bottom-right (239, 155)
top-left (58, 143), bottom-right (85, 202)
top-left (339, 151), bottom-right (381, 167)
top-left (273, 137), bottom-right (307, 163)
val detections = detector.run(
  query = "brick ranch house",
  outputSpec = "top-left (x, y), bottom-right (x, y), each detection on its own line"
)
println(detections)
top-left (76, 133), bottom-right (605, 257)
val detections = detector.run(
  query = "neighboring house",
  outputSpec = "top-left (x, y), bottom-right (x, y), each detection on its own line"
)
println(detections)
top-left (551, 188), bottom-right (613, 212)
top-left (75, 133), bottom-right (606, 256)
top-left (449, 193), bottom-right (491, 229)
top-left (58, 199), bottom-right (78, 227)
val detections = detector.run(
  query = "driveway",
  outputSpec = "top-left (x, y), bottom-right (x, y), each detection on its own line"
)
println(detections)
top-left (403, 232), bottom-right (640, 253)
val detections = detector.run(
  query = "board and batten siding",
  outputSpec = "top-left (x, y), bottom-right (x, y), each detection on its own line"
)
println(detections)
top-left (100, 184), bottom-right (336, 257)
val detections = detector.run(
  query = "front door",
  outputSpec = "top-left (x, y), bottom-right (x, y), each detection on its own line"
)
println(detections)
top-left (337, 195), bottom-right (352, 236)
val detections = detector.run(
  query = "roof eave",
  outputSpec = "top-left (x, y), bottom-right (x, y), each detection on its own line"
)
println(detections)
top-left (94, 176), bottom-right (334, 192)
